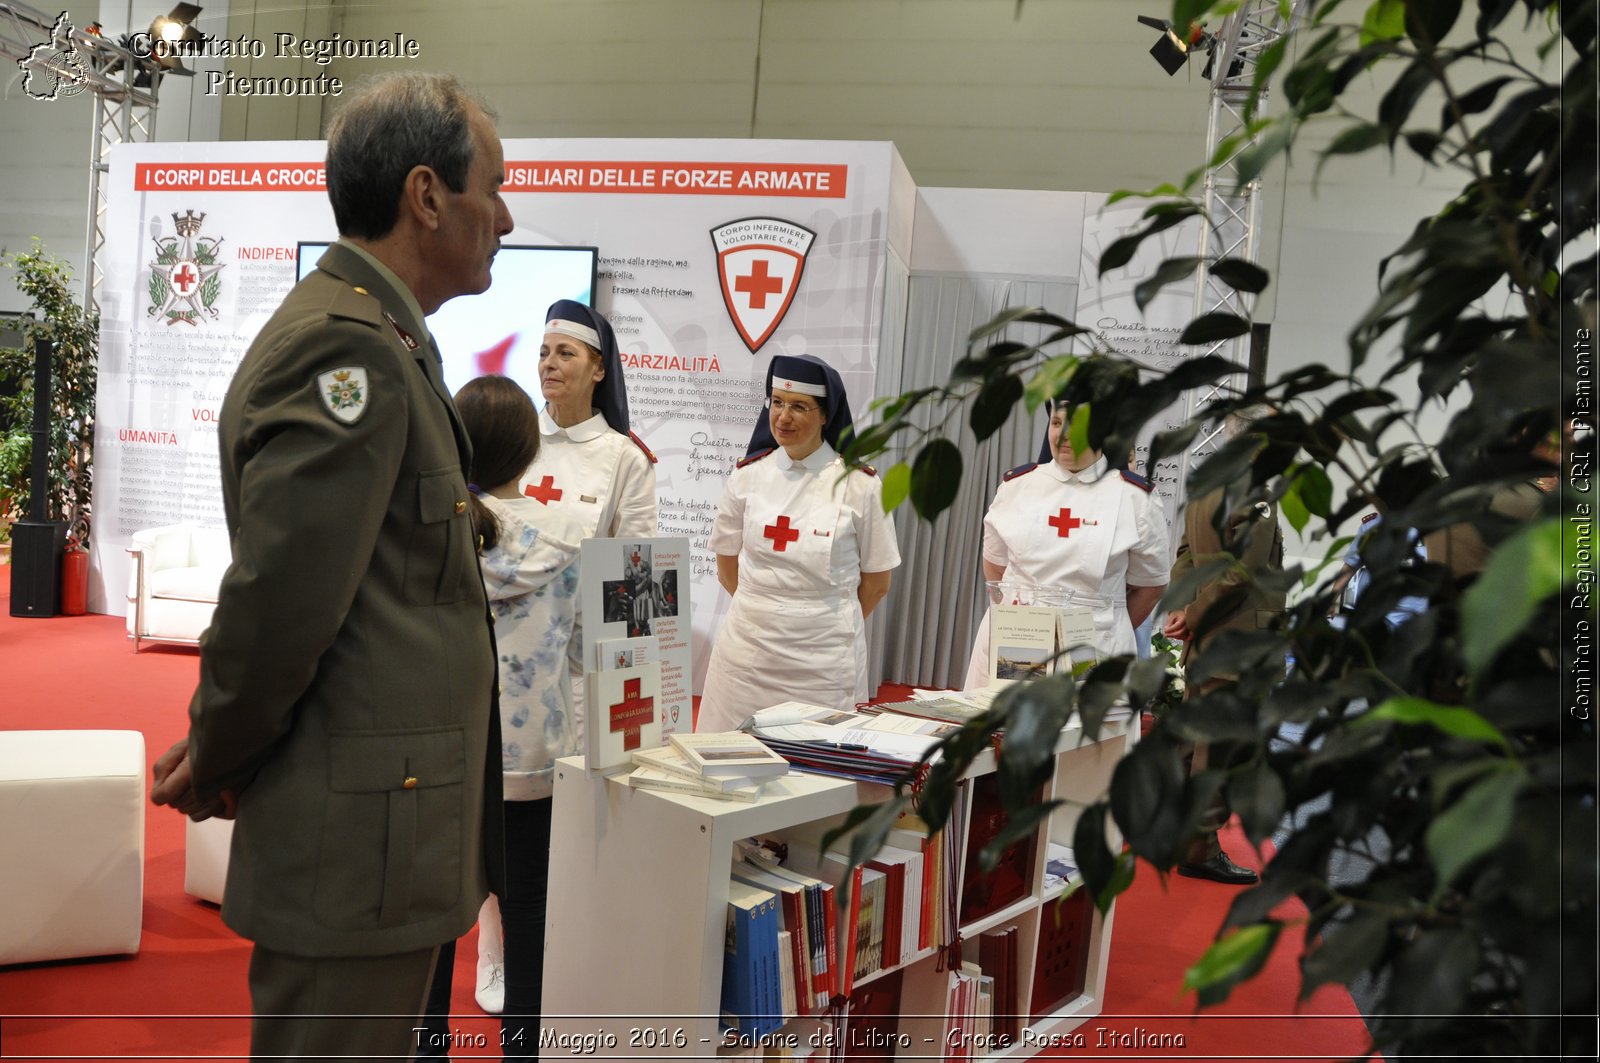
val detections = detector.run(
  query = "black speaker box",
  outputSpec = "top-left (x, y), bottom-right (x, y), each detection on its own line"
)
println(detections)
top-left (9, 519), bottom-right (66, 617)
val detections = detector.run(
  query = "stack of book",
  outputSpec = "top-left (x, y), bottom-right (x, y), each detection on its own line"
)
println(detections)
top-left (626, 731), bottom-right (789, 802)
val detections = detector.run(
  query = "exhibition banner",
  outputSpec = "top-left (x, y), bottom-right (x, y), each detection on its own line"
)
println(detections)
top-left (93, 138), bottom-right (913, 687)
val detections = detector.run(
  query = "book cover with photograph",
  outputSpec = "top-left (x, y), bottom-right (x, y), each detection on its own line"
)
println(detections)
top-left (597, 634), bottom-right (658, 671)
top-left (580, 537), bottom-right (692, 734)
top-left (669, 731), bottom-right (790, 779)
top-left (989, 603), bottom-right (1056, 683)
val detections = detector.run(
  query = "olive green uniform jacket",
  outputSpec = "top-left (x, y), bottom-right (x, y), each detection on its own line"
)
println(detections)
top-left (188, 241), bottom-right (504, 958)
top-left (1170, 486), bottom-right (1286, 672)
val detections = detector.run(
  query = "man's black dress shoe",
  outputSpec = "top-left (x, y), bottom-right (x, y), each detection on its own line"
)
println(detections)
top-left (1176, 851), bottom-right (1259, 884)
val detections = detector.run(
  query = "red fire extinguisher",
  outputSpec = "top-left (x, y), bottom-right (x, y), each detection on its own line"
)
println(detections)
top-left (61, 538), bottom-right (89, 616)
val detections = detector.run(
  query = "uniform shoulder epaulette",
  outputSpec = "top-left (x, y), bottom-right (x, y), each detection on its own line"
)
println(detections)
top-left (856, 462), bottom-right (878, 477)
top-left (1119, 468), bottom-right (1154, 492)
top-left (736, 447), bottom-right (774, 469)
top-left (323, 282), bottom-right (385, 330)
top-left (1360, 511), bottom-right (1380, 525)
top-left (627, 430), bottom-right (657, 464)
top-left (1002, 462), bottom-right (1038, 482)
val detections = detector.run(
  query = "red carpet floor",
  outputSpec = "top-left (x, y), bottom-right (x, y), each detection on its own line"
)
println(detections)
top-left (0, 571), bottom-right (1377, 1060)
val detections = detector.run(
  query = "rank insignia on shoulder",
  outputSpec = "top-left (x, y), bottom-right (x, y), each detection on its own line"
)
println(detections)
top-left (317, 367), bottom-right (369, 424)
top-left (857, 462), bottom-right (878, 477)
top-left (1002, 462), bottom-right (1038, 482)
top-left (627, 430), bottom-right (657, 464)
top-left (737, 447), bottom-right (775, 469)
top-left (1119, 468), bottom-right (1153, 492)
top-left (1361, 511), bottom-right (1380, 524)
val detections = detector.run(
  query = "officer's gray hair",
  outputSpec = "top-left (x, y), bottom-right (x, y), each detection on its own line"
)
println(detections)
top-left (326, 72), bottom-right (497, 240)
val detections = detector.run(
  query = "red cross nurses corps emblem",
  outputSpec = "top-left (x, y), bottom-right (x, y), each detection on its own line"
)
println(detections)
top-left (711, 217), bottom-right (816, 352)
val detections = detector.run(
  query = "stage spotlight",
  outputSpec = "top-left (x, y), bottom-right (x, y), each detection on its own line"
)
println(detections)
top-left (150, 3), bottom-right (205, 47)
top-left (1136, 14), bottom-right (1209, 77)
top-left (140, 4), bottom-right (205, 82)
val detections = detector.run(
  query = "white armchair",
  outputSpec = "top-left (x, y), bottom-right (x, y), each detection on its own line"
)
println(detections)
top-left (126, 524), bottom-right (231, 651)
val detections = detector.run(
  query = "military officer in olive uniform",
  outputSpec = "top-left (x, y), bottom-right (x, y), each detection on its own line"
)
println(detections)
top-left (151, 72), bottom-right (514, 1058)
top-left (1163, 406), bottom-right (1286, 886)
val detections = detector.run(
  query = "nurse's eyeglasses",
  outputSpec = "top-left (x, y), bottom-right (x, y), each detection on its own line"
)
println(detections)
top-left (766, 398), bottom-right (820, 416)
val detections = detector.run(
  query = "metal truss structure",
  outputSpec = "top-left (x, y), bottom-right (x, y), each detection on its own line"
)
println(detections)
top-left (1, 0), bottom-right (160, 312)
top-left (1180, 0), bottom-right (1308, 465)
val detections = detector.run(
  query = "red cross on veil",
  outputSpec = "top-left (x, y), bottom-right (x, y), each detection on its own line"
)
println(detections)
top-left (524, 475), bottom-right (563, 505)
top-left (608, 677), bottom-right (654, 752)
top-left (1048, 508), bottom-right (1082, 538)
top-left (763, 514), bottom-right (800, 551)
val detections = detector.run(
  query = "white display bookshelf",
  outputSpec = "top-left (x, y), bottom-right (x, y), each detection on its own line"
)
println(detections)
top-left (542, 716), bottom-right (1131, 1060)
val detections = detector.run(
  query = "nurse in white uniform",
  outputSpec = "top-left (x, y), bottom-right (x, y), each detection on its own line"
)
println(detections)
top-left (963, 400), bottom-right (1169, 690)
top-left (696, 355), bottom-right (902, 732)
top-left (519, 298), bottom-right (657, 539)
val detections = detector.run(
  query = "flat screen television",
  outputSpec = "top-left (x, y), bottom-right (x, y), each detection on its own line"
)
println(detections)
top-left (295, 242), bottom-right (598, 398)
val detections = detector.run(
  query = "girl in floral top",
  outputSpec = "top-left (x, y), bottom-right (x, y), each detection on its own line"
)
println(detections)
top-left (419, 375), bottom-right (581, 1059)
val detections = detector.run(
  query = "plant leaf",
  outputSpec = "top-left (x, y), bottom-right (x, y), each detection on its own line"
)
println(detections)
top-left (880, 461), bottom-right (912, 513)
top-left (1356, 697), bottom-right (1511, 750)
top-left (1209, 258), bottom-right (1270, 294)
top-left (1179, 312), bottom-right (1253, 345)
top-left (1184, 922), bottom-right (1280, 995)
top-left (1425, 765), bottom-right (1524, 896)
top-left (909, 438), bottom-right (963, 520)
top-left (1134, 256), bottom-right (1204, 311)
top-left (970, 373), bottom-right (1024, 443)
top-left (1460, 519), bottom-right (1563, 679)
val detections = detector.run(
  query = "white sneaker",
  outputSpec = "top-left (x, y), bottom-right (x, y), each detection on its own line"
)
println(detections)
top-left (475, 958), bottom-right (505, 1015)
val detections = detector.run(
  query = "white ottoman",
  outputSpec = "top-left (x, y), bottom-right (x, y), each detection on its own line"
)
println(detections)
top-left (184, 815), bottom-right (233, 904)
top-left (0, 730), bottom-right (146, 965)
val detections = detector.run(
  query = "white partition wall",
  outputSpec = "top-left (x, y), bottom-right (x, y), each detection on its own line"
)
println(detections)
top-left (91, 138), bottom-right (914, 688)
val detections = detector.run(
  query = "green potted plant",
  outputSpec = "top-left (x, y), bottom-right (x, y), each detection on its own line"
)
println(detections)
top-left (0, 241), bottom-right (99, 596)
top-left (829, 1), bottom-right (1593, 1059)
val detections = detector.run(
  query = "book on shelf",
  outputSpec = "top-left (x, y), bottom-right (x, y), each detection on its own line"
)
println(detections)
top-left (978, 923), bottom-right (1020, 1046)
top-left (741, 857), bottom-right (834, 1006)
top-left (669, 731), bottom-right (790, 779)
top-left (631, 746), bottom-right (763, 793)
top-left (785, 842), bottom-right (885, 995)
top-left (722, 879), bottom-right (783, 1041)
top-left (626, 766), bottom-right (765, 802)
top-left (731, 861), bottom-right (816, 1015)
top-left (867, 843), bottom-right (924, 969)
top-left (584, 660), bottom-right (663, 775)
top-left (885, 818), bottom-right (942, 953)
top-left (775, 929), bottom-right (797, 1022)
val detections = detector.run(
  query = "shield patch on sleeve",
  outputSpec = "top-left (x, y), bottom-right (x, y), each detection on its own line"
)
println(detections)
top-left (317, 366), bottom-right (369, 424)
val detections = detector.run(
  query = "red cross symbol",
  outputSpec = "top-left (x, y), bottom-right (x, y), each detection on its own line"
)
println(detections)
top-left (172, 264), bottom-right (198, 293)
top-left (608, 676), bottom-right (655, 752)
top-left (524, 475), bottom-right (562, 505)
top-left (733, 259), bottom-right (784, 309)
top-left (763, 514), bottom-right (800, 552)
top-left (1049, 508), bottom-right (1082, 538)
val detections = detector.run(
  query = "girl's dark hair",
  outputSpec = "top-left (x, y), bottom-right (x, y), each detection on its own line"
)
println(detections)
top-left (455, 375), bottom-right (540, 552)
